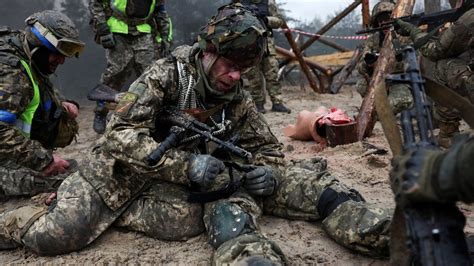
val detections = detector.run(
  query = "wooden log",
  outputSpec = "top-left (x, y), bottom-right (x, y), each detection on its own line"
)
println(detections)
top-left (281, 22), bottom-right (320, 92)
top-left (355, 0), bottom-right (416, 140)
top-left (362, 0), bottom-right (370, 29)
top-left (280, 0), bottom-right (361, 67)
top-left (275, 46), bottom-right (332, 76)
top-left (330, 47), bottom-right (363, 94)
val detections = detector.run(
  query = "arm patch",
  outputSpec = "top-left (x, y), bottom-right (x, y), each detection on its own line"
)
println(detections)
top-left (115, 92), bottom-right (138, 116)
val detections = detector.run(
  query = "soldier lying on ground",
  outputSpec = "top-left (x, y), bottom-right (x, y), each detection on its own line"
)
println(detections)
top-left (0, 4), bottom-right (391, 264)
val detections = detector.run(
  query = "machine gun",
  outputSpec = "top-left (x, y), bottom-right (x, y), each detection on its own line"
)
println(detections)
top-left (356, 5), bottom-right (470, 35)
top-left (386, 44), bottom-right (471, 265)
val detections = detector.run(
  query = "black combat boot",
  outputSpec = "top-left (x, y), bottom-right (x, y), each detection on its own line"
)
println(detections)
top-left (93, 112), bottom-right (107, 134)
top-left (271, 102), bottom-right (291, 113)
top-left (256, 103), bottom-right (266, 114)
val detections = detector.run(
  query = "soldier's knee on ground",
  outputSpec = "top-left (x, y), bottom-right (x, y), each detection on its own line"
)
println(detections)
top-left (207, 202), bottom-right (254, 249)
top-left (213, 233), bottom-right (287, 265)
top-left (0, 206), bottom-right (47, 246)
top-left (321, 198), bottom-right (391, 258)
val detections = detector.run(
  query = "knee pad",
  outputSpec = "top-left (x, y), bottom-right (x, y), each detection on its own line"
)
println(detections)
top-left (208, 202), bottom-right (251, 249)
top-left (317, 188), bottom-right (365, 220)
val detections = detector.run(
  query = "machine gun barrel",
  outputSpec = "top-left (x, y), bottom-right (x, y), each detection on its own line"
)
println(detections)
top-left (356, 7), bottom-right (464, 35)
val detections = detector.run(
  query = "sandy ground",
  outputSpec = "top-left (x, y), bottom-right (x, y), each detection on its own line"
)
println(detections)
top-left (1, 85), bottom-right (472, 265)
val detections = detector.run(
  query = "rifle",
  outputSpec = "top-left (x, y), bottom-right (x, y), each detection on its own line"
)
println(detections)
top-left (386, 44), bottom-right (471, 265)
top-left (356, 5), bottom-right (471, 35)
top-left (146, 106), bottom-right (252, 166)
top-left (148, 106), bottom-right (254, 203)
top-left (87, 84), bottom-right (124, 103)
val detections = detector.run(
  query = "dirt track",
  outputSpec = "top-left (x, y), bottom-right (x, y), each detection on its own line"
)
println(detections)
top-left (1, 85), bottom-right (472, 264)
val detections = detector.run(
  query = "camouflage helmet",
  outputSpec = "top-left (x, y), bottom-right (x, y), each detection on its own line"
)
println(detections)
top-left (25, 10), bottom-right (85, 57)
top-left (370, 1), bottom-right (395, 27)
top-left (198, 3), bottom-right (268, 69)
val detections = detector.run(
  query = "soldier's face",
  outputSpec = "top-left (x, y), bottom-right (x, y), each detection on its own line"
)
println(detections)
top-left (207, 55), bottom-right (246, 92)
top-left (47, 53), bottom-right (66, 74)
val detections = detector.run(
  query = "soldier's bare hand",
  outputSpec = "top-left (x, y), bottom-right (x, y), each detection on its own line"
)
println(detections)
top-left (42, 154), bottom-right (70, 177)
top-left (62, 101), bottom-right (79, 120)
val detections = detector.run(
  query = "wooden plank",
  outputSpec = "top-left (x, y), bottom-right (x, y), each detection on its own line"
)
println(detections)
top-left (356, 0), bottom-right (415, 140)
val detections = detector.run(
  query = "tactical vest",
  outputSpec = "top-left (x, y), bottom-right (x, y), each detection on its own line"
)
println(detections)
top-left (107, 0), bottom-right (156, 34)
top-left (240, 0), bottom-right (269, 17)
top-left (0, 30), bottom-right (76, 148)
top-left (0, 29), bottom-right (40, 137)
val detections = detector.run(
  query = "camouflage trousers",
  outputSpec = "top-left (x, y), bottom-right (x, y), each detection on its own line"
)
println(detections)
top-left (0, 159), bottom-right (391, 261)
top-left (243, 40), bottom-right (283, 105)
top-left (0, 162), bottom-right (75, 200)
top-left (356, 78), bottom-right (413, 114)
top-left (97, 33), bottom-right (156, 115)
top-left (0, 172), bottom-right (204, 255)
top-left (432, 57), bottom-right (474, 126)
top-left (207, 158), bottom-right (391, 264)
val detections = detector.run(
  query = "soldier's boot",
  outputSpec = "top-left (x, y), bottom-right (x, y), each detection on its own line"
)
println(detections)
top-left (271, 102), bottom-right (291, 113)
top-left (437, 121), bottom-right (460, 148)
top-left (317, 188), bottom-right (391, 258)
top-left (93, 111), bottom-right (107, 134)
top-left (208, 202), bottom-right (287, 265)
top-left (0, 206), bottom-right (47, 250)
top-left (255, 102), bottom-right (266, 114)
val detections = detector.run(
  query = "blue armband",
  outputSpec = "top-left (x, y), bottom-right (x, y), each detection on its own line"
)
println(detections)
top-left (0, 110), bottom-right (17, 124)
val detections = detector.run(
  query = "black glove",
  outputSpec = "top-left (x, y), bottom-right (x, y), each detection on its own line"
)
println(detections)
top-left (393, 19), bottom-right (417, 37)
top-left (95, 23), bottom-right (115, 49)
top-left (188, 154), bottom-right (225, 188)
top-left (243, 166), bottom-right (276, 196)
top-left (390, 148), bottom-right (442, 204)
top-left (100, 33), bottom-right (115, 49)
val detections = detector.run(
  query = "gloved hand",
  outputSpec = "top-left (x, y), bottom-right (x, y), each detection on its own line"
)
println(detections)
top-left (160, 40), bottom-right (171, 58)
top-left (95, 23), bottom-right (115, 49)
top-left (393, 19), bottom-right (419, 37)
top-left (188, 154), bottom-right (225, 188)
top-left (100, 33), bottom-right (116, 49)
top-left (242, 165), bottom-right (276, 196)
top-left (390, 148), bottom-right (443, 205)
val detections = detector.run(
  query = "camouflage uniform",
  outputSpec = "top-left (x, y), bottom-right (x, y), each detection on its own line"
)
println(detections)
top-left (239, 0), bottom-right (290, 113)
top-left (356, 2), bottom-right (413, 114)
top-left (0, 43), bottom-right (391, 262)
top-left (0, 5), bottom-right (390, 263)
top-left (89, 0), bottom-right (172, 133)
top-left (0, 12), bottom-right (83, 199)
top-left (414, 8), bottom-right (474, 146)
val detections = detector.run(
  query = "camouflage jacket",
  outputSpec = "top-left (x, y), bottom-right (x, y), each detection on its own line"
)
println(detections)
top-left (435, 132), bottom-right (474, 203)
top-left (356, 32), bottom-right (407, 79)
top-left (81, 45), bottom-right (285, 211)
top-left (89, 0), bottom-right (171, 37)
top-left (416, 8), bottom-right (474, 63)
top-left (0, 29), bottom-right (70, 171)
